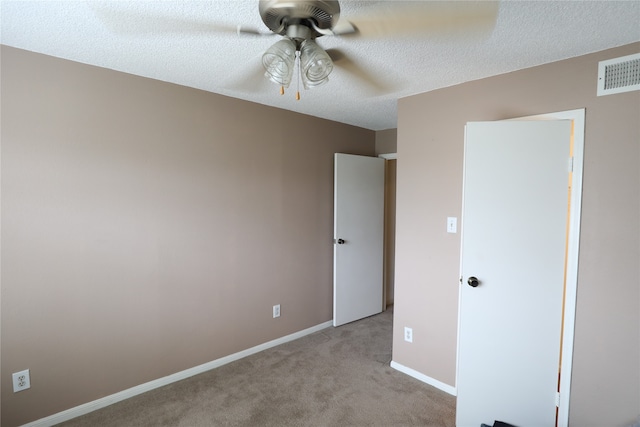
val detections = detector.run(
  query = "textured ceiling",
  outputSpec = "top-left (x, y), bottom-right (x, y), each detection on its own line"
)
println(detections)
top-left (1, 1), bottom-right (639, 131)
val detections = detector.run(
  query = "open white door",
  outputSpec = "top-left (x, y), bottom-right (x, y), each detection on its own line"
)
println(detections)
top-left (456, 120), bottom-right (572, 426)
top-left (333, 153), bottom-right (385, 327)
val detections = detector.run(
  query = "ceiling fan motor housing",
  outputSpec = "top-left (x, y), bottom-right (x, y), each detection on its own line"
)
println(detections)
top-left (259, 0), bottom-right (340, 38)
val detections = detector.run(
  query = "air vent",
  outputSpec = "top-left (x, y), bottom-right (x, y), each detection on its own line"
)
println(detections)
top-left (597, 52), bottom-right (640, 96)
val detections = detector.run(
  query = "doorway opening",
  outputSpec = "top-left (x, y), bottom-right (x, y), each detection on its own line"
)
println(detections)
top-left (382, 155), bottom-right (397, 309)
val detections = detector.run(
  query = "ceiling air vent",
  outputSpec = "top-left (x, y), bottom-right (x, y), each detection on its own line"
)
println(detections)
top-left (597, 52), bottom-right (640, 96)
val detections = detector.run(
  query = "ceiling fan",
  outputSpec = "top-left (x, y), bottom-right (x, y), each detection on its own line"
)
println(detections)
top-left (259, 0), bottom-right (342, 99)
top-left (94, 0), bottom-right (499, 99)
top-left (253, 0), bottom-right (499, 99)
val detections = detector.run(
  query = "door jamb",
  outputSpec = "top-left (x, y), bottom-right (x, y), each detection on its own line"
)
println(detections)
top-left (378, 153), bottom-right (398, 310)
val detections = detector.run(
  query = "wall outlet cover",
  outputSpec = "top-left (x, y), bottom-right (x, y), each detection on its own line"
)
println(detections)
top-left (404, 327), bottom-right (413, 343)
top-left (12, 369), bottom-right (31, 392)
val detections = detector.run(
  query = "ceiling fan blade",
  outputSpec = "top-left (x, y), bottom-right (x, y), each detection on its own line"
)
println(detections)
top-left (90, 4), bottom-right (268, 37)
top-left (330, 19), bottom-right (358, 36)
top-left (225, 59), bottom-right (271, 93)
top-left (327, 49), bottom-right (400, 96)
top-left (337, 1), bottom-right (499, 39)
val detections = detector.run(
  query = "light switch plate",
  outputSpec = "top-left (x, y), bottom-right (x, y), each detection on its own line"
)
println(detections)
top-left (447, 217), bottom-right (457, 233)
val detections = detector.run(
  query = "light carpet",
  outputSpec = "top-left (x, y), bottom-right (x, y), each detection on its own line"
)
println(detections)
top-left (59, 308), bottom-right (455, 426)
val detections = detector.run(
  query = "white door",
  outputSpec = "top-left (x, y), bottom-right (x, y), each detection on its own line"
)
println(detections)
top-left (333, 153), bottom-right (385, 327)
top-left (456, 121), bottom-right (572, 426)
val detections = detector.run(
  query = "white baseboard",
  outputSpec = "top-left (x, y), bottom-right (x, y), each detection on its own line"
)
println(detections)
top-left (390, 360), bottom-right (457, 396)
top-left (24, 320), bottom-right (333, 427)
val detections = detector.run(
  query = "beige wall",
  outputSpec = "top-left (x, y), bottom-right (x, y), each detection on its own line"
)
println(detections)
top-left (375, 128), bottom-right (398, 155)
top-left (392, 42), bottom-right (640, 426)
top-left (0, 46), bottom-right (375, 426)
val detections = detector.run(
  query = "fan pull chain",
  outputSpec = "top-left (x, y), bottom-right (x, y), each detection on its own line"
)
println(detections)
top-left (280, 86), bottom-right (284, 96)
top-left (296, 51), bottom-right (301, 101)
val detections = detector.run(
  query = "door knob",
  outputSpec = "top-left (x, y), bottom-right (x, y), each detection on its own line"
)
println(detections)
top-left (467, 276), bottom-right (480, 288)
top-left (336, 238), bottom-right (345, 244)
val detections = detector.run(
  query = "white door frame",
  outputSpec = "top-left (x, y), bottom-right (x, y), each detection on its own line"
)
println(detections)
top-left (456, 109), bottom-right (584, 427)
top-left (378, 152), bottom-right (397, 309)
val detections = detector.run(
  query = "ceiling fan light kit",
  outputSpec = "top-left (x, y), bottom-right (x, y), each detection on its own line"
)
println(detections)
top-left (259, 0), bottom-right (340, 97)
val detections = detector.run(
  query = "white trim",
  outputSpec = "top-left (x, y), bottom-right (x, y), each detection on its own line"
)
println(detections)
top-left (23, 321), bottom-right (333, 427)
top-left (378, 153), bottom-right (397, 160)
top-left (390, 361), bottom-right (457, 396)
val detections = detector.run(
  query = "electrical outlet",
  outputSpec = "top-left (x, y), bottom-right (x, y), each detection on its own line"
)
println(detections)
top-left (404, 327), bottom-right (413, 343)
top-left (12, 369), bottom-right (31, 393)
top-left (273, 304), bottom-right (281, 318)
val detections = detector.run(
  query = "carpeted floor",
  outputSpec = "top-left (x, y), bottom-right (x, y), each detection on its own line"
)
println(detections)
top-left (58, 308), bottom-right (456, 426)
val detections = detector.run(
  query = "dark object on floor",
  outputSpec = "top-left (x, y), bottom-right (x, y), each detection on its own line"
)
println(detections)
top-left (481, 421), bottom-right (518, 427)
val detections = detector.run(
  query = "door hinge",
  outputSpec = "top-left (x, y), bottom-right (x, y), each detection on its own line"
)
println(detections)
top-left (568, 157), bottom-right (574, 173)
top-left (555, 391), bottom-right (561, 407)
